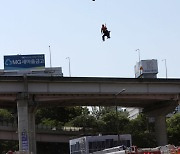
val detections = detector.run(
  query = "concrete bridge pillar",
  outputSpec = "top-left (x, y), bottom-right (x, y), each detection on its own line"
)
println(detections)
top-left (145, 101), bottom-right (178, 146)
top-left (28, 103), bottom-right (37, 154)
top-left (154, 115), bottom-right (168, 146)
top-left (17, 93), bottom-right (37, 154)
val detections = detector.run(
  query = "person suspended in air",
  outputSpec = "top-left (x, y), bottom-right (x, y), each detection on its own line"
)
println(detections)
top-left (101, 24), bottom-right (110, 41)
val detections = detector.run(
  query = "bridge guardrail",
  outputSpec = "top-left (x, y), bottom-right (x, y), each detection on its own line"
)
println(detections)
top-left (0, 121), bottom-right (83, 133)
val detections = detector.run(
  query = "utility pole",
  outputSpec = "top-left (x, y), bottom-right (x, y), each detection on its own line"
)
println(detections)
top-left (115, 89), bottom-right (126, 145)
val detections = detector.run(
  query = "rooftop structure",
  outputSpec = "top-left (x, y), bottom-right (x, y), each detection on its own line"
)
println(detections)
top-left (0, 67), bottom-right (63, 77)
top-left (134, 59), bottom-right (158, 78)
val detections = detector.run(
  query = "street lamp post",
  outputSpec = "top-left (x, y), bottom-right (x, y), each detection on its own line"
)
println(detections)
top-left (49, 46), bottom-right (52, 67)
top-left (162, 59), bottom-right (167, 78)
top-left (115, 89), bottom-right (126, 145)
top-left (66, 57), bottom-right (71, 77)
top-left (135, 49), bottom-right (140, 62)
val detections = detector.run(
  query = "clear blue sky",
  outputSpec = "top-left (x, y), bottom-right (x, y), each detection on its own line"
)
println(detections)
top-left (0, 0), bottom-right (180, 78)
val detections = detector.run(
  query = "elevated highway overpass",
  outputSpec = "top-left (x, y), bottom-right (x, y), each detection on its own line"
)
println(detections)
top-left (0, 76), bottom-right (179, 153)
top-left (0, 76), bottom-right (179, 108)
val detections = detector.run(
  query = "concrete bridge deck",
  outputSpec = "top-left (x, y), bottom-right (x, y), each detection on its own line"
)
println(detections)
top-left (0, 76), bottom-right (179, 110)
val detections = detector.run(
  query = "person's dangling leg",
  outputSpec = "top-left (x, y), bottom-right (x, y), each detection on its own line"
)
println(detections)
top-left (102, 35), bottom-right (105, 41)
top-left (108, 31), bottom-right (110, 38)
top-left (106, 31), bottom-right (110, 39)
top-left (104, 30), bottom-right (110, 39)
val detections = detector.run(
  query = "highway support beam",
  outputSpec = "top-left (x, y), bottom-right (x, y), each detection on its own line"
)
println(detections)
top-left (144, 100), bottom-right (178, 146)
top-left (17, 93), bottom-right (37, 154)
top-left (154, 115), bottom-right (167, 146)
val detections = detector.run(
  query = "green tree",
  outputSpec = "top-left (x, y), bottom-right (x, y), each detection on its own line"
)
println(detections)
top-left (167, 113), bottom-right (180, 146)
top-left (127, 114), bottom-right (156, 148)
top-left (100, 110), bottom-right (130, 134)
top-left (35, 106), bottom-right (83, 127)
top-left (0, 140), bottom-right (18, 153)
top-left (0, 109), bottom-right (14, 122)
top-left (71, 107), bottom-right (131, 135)
top-left (91, 106), bottom-right (129, 120)
top-left (70, 107), bottom-right (97, 133)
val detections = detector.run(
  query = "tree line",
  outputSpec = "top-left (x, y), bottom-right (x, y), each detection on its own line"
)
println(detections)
top-left (0, 106), bottom-right (179, 153)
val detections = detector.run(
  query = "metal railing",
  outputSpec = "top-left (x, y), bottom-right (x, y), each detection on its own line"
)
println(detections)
top-left (0, 121), bottom-right (83, 133)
